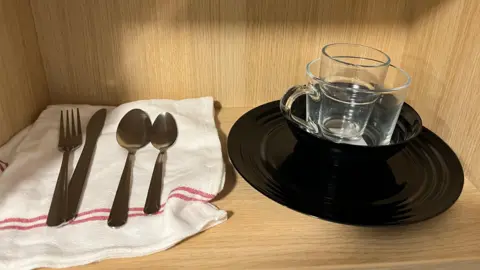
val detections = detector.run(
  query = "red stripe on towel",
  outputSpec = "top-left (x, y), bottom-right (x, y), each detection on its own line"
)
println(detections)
top-left (0, 188), bottom-right (215, 231)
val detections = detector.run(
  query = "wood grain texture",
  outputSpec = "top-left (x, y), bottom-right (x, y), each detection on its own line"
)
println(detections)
top-left (401, 0), bottom-right (480, 188)
top-left (0, 0), bottom-right (48, 145)
top-left (30, 0), bottom-right (410, 107)
top-left (39, 107), bottom-right (480, 270)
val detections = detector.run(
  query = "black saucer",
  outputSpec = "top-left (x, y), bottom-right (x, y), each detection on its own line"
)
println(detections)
top-left (228, 101), bottom-right (464, 226)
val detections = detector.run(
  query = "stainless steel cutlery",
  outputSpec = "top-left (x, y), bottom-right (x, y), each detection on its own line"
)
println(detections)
top-left (47, 109), bottom-right (83, 227)
top-left (144, 112), bottom-right (178, 215)
top-left (66, 109), bottom-right (107, 221)
top-left (48, 107), bottom-right (178, 228)
top-left (108, 109), bottom-right (152, 228)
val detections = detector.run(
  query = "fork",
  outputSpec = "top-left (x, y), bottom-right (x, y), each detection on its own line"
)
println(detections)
top-left (47, 109), bottom-right (82, 227)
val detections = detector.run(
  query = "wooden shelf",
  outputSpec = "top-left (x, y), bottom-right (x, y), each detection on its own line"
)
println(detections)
top-left (43, 107), bottom-right (480, 270)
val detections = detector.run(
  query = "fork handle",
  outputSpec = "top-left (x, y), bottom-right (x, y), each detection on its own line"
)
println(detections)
top-left (47, 151), bottom-right (70, 227)
top-left (108, 152), bottom-right (133, 228)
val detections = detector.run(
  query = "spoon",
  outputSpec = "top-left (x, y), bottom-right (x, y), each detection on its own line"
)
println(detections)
top-left (144, 112), bottom-right (178, 214)
top-left (108, 109), bottom-right (151, 227)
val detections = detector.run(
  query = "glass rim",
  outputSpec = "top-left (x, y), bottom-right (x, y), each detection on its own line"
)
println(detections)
top-left (322, 43), bottom-right (391, 68)
top-left (306, 58), bottom-right (411, 94)
top-left (384, 64), bottom-right (411, 92)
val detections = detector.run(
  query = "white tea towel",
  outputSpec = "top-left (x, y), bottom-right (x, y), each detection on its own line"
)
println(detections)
top-left (0, 126), bottom-right (31, 174)
top-left (0, 97), bottom-right (227, 270)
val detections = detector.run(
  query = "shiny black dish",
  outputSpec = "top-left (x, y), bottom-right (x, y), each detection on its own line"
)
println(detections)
top-left (228, 101), bottom-right (464, 226)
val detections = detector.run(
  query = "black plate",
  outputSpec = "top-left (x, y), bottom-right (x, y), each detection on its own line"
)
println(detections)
top-left (228, 101), bottom-right (464, 226)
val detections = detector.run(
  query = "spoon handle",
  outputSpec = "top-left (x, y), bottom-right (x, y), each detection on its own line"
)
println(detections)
top-left (144, 151), bottom-right (165, 214)
top-left (108, 152), bottom-right (133, 228)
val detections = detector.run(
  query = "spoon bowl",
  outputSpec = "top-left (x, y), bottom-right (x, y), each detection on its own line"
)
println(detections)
top-left (116, 109), bottom-right (152, 151)
top-left (108, 109), bottom-right (152, 228)
top-left (144, 112), bottom-right (178, 214)
top-left (151, 112), bottom-right (178, 151)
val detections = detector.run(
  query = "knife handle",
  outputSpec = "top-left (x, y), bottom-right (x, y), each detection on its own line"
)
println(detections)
top-left (108, 152), bottom-right (133, 228)
top-left (144, 151), bottom-right (165, 214)
top-left (66, 140), bottom-right (95, 221)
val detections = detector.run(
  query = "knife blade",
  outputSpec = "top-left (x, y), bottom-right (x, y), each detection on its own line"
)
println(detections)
top-left (66, 108), bottom-right (107, 221)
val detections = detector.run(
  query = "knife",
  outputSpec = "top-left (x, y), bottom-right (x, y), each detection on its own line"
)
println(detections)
top-left (66, 108), bottom-right (107, 221)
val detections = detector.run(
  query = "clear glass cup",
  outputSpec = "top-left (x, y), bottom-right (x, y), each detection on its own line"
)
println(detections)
top-left (280, 43), bottom-right (391, 144)
top-left (364, 64), bottom-right (411, 145)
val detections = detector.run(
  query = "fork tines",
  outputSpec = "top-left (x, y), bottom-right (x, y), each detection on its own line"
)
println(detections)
top-left (59, 109), bottom-right (82, 146)
top-left (47, 108), bottom-right (83, 227)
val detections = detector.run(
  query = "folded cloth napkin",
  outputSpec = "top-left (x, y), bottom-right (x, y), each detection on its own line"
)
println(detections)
top-left (0, 126), bottom-right (30, 174)
top-left (0, 97), bottom-right (227, 270)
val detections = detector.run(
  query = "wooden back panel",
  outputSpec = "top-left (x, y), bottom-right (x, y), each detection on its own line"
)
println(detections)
top-left (0, 0), bottom-right (48, 145)
top-left (402, 0), bottom-right (480, 189)
top-left (30, 0), bottom-right (411, 107)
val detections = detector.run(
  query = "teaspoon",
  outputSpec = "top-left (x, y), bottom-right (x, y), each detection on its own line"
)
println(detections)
top-left (144, 112), bottom-right (178, 214)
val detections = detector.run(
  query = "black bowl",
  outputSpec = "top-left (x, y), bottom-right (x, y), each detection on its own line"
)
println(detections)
top-left (284, 95), bottom-right (423, 161)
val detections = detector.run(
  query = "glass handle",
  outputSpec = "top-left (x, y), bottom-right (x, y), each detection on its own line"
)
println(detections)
top-left (279, 85), bottom-right (317, 133)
